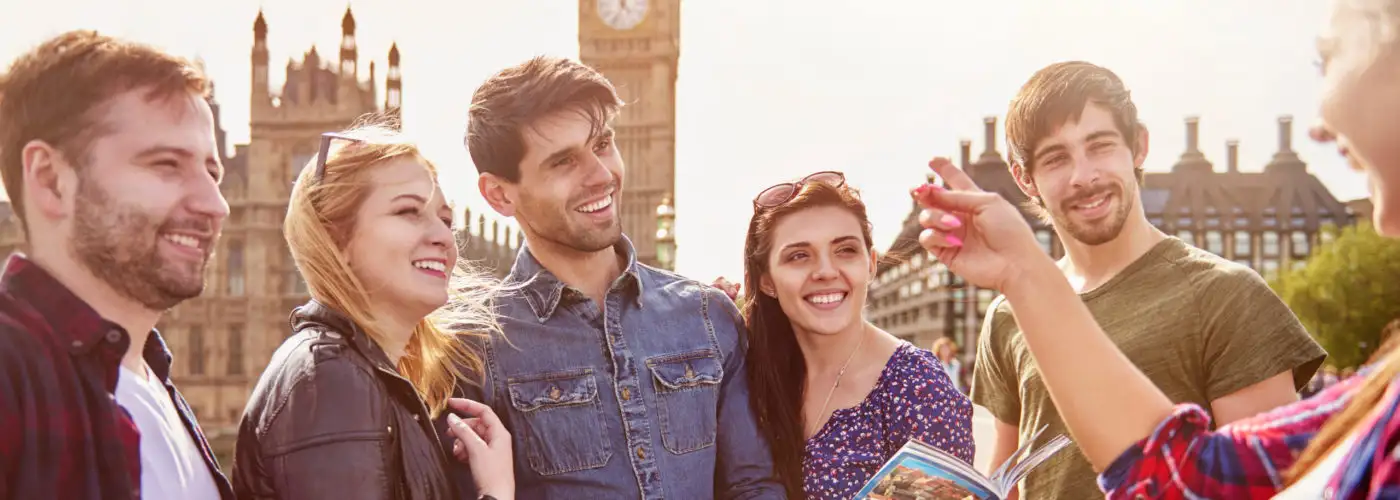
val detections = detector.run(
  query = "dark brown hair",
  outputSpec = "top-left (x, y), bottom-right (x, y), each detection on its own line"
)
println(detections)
top-left (741, 180), bottom-right (874, 499)
top-left (0, 30), bottom-right (209, 235)
top-left (464, 56), bottom-right (622, 183)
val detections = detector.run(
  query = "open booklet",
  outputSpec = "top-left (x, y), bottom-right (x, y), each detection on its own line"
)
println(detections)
top-left (852, 425), bottom-right (1072, 500)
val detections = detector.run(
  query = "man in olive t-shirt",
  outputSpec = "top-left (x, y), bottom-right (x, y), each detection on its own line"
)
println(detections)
top-left (974, 237), bottom-right (1324, 498)
top-left (971, 61), bottom-right (1326, 500)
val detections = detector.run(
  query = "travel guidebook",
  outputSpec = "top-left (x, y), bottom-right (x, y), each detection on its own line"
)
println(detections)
top-left (852, 425), bottom-right (1072, 500)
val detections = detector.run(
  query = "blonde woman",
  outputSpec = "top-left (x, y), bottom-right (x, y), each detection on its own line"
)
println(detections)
top-left (232, 122), bottom-right (514, 500)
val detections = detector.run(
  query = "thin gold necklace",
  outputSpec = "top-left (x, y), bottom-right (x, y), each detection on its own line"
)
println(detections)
top-left (806, 328), bottom-right (868, 438)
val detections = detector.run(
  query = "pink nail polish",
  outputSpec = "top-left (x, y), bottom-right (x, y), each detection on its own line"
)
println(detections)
top-left (945, 235), bottom-right (963, 247)
top-left (940, 214), bottom-right (962, 228)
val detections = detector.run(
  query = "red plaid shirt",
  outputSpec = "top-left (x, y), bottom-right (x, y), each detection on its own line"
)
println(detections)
top-left (1099, 370), bottom-right (1400, 499)
top-left (0, 254), bottom-right (232, 499)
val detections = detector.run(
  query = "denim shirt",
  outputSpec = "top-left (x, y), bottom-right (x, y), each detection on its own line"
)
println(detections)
top-left (443, 237), bottom-right (784, 500)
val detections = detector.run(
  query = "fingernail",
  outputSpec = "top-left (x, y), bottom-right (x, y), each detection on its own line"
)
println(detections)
top-left (447, 414), bottom-right (462, 426)
top-left (940, 214), bottom-right (962, 228)
top-left (945, 235), bottom-right (963, 247)
top-left (913, 185), bottom-right (928, 197)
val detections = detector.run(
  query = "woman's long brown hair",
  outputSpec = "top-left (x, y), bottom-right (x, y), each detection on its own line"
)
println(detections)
top-left (741, 180), bottom-right (874, 499)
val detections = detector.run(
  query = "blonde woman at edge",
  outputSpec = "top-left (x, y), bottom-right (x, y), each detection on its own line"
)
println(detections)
top-left (232, 120), bottom-right (515, 500)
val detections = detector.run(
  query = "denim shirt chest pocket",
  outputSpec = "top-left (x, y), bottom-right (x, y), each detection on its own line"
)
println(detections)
top-left (646, 349), bottom-right (724, 455)
top-left (506, 368), bottom-right (613, 476)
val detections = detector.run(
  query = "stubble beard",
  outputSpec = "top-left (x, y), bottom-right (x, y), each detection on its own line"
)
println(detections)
top-left (519, 191), bottom-right (624, 254)
top-left (70, 176), bottom-right (213, 311)
top-left (1051, 185), bottom-right (1134, 246)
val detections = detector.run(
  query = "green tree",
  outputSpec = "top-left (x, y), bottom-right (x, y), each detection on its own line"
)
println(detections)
top-left (1270, 223), bottom-right (1400, 368)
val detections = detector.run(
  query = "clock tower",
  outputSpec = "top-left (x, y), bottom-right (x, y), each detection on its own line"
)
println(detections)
top-left (578, 0), bottom-right (680, 269)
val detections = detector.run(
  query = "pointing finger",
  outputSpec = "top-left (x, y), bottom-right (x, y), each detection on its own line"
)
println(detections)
top-left (915, 183), bottom-right (1001, 214)
top-left (928, 157), bottom-right (984, 192)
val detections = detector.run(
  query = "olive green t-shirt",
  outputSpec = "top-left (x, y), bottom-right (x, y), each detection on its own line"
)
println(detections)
top-left (970, 237), bottom-right (1326, 500)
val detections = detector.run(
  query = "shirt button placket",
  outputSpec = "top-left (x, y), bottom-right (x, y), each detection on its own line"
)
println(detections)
top-left (605, 293), bottom-right (660, 498)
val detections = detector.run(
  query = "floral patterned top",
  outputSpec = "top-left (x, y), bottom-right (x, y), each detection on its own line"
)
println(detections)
top-left (803, 342), bottom-right (976, 499)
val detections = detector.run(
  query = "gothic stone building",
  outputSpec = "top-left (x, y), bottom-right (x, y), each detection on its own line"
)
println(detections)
top-left (868, 115), bottom-right (1359, 369)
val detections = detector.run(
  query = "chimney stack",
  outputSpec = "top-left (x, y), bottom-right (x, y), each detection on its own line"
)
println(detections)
top-left (1266, 115), bottom-right (1306, 172)
top-left (976, 116), bottom-right (1007, 166)
top-left (1185, 116), bottom-right (1200, 153)
top-left (1172, 116), bottom-right (1212, 172)
top-left (959, 140), bottom-right (971, 169)
top-left (982, 117), bottom-right (996, 155)
top-left (1226, 140), bottom-right (1239, 173)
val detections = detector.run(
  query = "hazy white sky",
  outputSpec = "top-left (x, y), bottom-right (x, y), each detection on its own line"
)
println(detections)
top-left (0, 0), bottom-right (1366, 282)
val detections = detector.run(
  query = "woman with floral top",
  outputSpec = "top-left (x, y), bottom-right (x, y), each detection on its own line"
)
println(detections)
top-left (908, 1), bottom-right (1400, 497)
top-left (722, 173), bottom-right (974, 499)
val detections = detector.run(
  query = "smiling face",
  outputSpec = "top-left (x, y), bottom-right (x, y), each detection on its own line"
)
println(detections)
top-left (498, 107), bottom-right (624, 253)
top-left (1314, 0), bottom-right (1400, 235)
top-left (66, 88), bottom-right (228, 311)
top-left (344, 158), bottom-right (458, 318)
top-left (1016, 102), bottom-right (1149, 246)
top-left (760, 205), bottom-right (875, 338)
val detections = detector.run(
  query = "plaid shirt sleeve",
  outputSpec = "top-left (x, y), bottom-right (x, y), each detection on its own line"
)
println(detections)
top-left (0, 334), bottom-right (19, 496)
top-left (1096, 374), bottom-right (1400, 499)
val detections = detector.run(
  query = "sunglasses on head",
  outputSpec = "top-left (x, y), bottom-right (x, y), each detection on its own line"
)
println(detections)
top-left (752, 171), bottom-right (846, 209)
top-left (312, 132), bottom-right (366, 183)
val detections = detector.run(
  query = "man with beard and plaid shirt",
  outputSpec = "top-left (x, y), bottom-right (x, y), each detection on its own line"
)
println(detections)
top-left (0, 31), bottom-right (232, 499)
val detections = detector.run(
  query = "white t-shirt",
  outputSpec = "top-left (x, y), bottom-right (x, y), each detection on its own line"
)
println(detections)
top-left (115, 364), bottom-right (222, 500)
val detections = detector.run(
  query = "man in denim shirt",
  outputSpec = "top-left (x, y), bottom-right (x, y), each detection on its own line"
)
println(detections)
top-left (443, 56), bottom-right (784, 499)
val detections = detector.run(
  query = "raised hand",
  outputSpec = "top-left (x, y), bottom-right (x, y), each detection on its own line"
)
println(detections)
top-left (913, 157), bottom-right (1050, 292)
top-left (445, 398), bottom-right (515, 500)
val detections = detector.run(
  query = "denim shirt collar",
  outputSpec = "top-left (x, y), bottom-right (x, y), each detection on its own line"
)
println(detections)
top-left (507, 234), bottom-right (645, 322)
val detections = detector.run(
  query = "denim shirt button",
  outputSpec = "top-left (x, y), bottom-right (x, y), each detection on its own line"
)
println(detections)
top-left (635, 447), bottom-right (645, 460)
top-left (621, 387), bottom-right (631, 401)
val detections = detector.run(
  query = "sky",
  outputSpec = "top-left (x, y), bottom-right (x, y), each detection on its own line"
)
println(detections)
top-left (0, 0), bottom-right (1367, 283)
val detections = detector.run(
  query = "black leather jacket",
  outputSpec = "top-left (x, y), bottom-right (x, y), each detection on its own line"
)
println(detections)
top-left (232, 300), bottom-right (458, 499)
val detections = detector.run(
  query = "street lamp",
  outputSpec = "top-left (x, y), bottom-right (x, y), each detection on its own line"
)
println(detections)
top-left (656, 194), bottom-right (676, 271)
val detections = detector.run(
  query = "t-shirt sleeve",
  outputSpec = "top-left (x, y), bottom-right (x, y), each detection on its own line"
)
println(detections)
top-left (971, 296), bottom-right (1020, 425)
top-left (1197, 265), bottom-right (1327, 400)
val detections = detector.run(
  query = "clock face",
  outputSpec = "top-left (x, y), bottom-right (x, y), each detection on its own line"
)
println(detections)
top-left (597, 0), bottom-right (648, 30)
